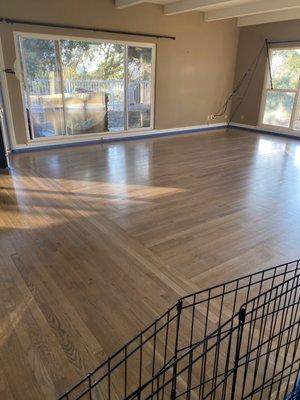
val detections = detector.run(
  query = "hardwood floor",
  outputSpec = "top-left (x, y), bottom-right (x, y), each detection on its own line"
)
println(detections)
top-left (1, 127), bottom-right (300, 399)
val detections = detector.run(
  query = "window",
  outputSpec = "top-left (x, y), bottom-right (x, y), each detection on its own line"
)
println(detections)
top-left (18, 37), bottom-right (65, 138)
top-left (17, 34), bottom-right (155, 139)
top-left (60, 40), bottom-right (125, 135)
top-left (261, 47), bottom-right (300, 131)
top-left (127, 46), bottom-right (152, 129)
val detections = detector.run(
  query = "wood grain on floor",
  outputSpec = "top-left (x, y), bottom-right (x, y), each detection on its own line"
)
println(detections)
top-left (1, 128), bottom-right (300, 398)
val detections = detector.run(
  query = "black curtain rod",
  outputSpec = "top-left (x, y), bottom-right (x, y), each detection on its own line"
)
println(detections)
top-left (266, 39), bottom-right (300, 45)
top-left (0, 17), bottom-right (176, 40)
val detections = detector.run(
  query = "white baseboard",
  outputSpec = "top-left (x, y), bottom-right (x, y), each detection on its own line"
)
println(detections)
top-left (12, 122), bottom-right (227, 152)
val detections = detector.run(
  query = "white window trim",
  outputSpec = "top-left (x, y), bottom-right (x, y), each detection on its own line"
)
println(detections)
top-left (13, 31), bottom-right (156, 143)
top-left (259, 45), bottom-right (300, 133)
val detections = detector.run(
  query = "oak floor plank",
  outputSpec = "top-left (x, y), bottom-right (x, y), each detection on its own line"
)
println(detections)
top-left (1, 128), bottom-right (300, 398)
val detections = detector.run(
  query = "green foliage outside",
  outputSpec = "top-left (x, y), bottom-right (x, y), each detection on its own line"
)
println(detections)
top-left (61, 40), bottom-right (124, 80)
top-left (20, 37), bottom-right (152, 82)
top-left (270, 49), bottom-right (300, 90)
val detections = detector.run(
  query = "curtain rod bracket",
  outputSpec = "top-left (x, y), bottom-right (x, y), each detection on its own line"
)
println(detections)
top-left (3, 68), bottom-right (15, 75)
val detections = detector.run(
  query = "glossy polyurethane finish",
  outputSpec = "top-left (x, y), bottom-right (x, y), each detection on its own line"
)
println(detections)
top-left (1, 128), bottom-right (300, 399)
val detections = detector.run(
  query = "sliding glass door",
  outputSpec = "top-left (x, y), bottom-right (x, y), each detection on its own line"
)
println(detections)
top-left (127, 46), bottom-right (153, 129)
top-left (17, 34), bottom-right (155, 139)
top-left (19, 37), bottom-right (65, 138)
top-left (60, 40), bottom-right (125, 135)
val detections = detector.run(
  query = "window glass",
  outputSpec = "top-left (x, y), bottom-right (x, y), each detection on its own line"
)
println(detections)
top-left (17, 35), bottom-right (154, 138)
top-left (263, 91), bottom-right (295, 128)
top-left (127, 46), bottom-right (152, 129)
top-left (293, 99), bottom-right (300, 130)
top-left (262, 48), bottom-right (300, 130)
top-left (60, 40), bottom-right (125, 135)
top-left (19, 37), bottom-right (65, 138)
top-left (268, 49), bottom-right (300, 90)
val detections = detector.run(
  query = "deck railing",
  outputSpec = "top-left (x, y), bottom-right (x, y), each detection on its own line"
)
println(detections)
top-left (28, 79), bottom-right (151, 111)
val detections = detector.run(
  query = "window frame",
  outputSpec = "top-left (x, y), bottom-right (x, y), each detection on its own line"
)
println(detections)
top-left (259, 45), bottom-right (300, 133)
top-left (14, 31), bottom-right (156, 142)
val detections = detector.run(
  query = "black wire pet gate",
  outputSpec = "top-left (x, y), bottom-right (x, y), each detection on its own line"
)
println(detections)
top-left (59, 259), bottom-right (300, 400)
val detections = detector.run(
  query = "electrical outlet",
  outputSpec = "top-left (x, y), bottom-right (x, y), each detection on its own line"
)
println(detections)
top-left (241, 115), bottom-right (244, 121)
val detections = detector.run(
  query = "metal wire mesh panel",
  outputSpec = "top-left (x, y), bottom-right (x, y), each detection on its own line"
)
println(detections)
top-left (58, 259), bottom-right (300, 400)
top-left (237, 271), bottom-right (300, 400)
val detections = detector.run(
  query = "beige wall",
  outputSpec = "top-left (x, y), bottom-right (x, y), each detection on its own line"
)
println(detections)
top-left (0, 0), bottom-right (238, 146)
top-left (231, 19), bottom-right (300, 126)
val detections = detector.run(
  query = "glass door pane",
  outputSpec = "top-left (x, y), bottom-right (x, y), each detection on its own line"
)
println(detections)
top-left (60, 40), bottom-right (125, 135)
top-left (127, 46), bottom-right (153, 129)
top-left (18, 37), bottom-right (65, 138)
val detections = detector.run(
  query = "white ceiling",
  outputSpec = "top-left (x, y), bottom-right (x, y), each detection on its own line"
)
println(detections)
top-left (115, 0), bottom-right (300, 27)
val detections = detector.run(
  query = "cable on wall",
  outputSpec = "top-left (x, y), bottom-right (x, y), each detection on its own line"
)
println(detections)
top-left (212, 41), bottom-right (266, 121)
top-left (0, 17), bottom-right (176, 40)
top-left (229, 42), bottom-right (266, 123)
